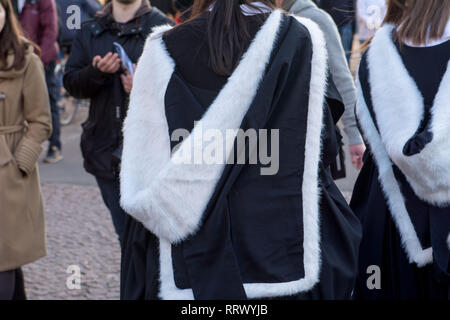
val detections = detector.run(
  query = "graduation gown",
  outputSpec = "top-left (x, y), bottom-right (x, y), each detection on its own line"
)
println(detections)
top-left (351, 24), bottom-right (450, 300)
top-left (119, 9), bottom-right (362, 300)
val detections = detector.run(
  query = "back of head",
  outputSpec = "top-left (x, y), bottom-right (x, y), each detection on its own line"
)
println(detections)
top-left (384, 0), bottom-right (450, 46)
top-left (188, 0), bottom-right (277, 76)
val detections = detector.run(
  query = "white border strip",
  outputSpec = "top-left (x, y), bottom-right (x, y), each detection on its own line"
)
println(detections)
top-left (355, 78), bottom-right (433, 267)
top-left (121, 12), bottom-right (330, 299)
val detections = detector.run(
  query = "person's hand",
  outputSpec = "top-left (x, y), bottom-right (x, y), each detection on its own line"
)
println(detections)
top-left (92, 52), bottom-right (121, 74)
top-left (349, 143), bottom-right (366, 170)
top-left (120, 64), bottom-right (136, 94)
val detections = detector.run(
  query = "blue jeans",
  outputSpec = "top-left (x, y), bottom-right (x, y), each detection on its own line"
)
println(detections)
top-left (45, 60), bottom-right (61, 150)
top-left (95, 177), bottom-right (126, 247)
top-left (338, 23), bottom-right (354, 64)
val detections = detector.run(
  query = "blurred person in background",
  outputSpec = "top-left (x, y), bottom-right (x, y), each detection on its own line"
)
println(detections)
top-left (12, 0), bottom-right (62, 163)
top-left (281, 0), bottom-right (365, 170)
top-left (63, 0), bottom-right (172, 247)
top-left (316, 0), bottom-right (356, 63)
top-left (0, 0), bottom-right (52, 300)
top-left (57, 0), bottom-right (102, 54)
top-left (351, 0), bottom-right (449, 300)
top-left (357, 0), bottom-right (386, 44)
top-left (54, 0), bottom-right (102, 120)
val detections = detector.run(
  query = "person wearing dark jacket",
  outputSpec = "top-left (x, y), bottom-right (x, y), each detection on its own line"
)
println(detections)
top-left (12, 0), bottom-right (63, 163)
top-left (63, 0), bottom-right (172, 247)
top-left (316, 0), bottom-right (355, 63)
top-left (57, 0), bottom-right (102, 53)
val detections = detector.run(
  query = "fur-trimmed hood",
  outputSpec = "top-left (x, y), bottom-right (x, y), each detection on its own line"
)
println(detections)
top-left (119, 9), bottom-right (341, 299)
top-left (355, 23), bottom-right (450, 267)
top-left (365, 23), bottom-right (450, 207)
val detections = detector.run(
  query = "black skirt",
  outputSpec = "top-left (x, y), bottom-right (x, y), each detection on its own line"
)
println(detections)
top-left (350, 154), bottom-right (449, 300)
top-left (120, 168), bottom-right (362, 300)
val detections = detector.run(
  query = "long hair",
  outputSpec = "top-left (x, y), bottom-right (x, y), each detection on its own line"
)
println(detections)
top-left (186, 0), bottom-right (277, 76)
top-left (384, 0), bottom-right (450, 45)
top-left (0, 0), bottom-right (39, 71)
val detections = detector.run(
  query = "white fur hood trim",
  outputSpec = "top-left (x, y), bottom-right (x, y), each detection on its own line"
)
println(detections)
top-left (354, 24), bottom-right (450, 266)
top-left (356, 77), bottom-right (433, 267)
top-left (367, 24), bottom-right (450, 207)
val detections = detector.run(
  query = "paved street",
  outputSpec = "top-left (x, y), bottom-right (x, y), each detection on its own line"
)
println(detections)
top-left (23, 105), bottom-right (121, 300)
top-left (23, 184), bottom-right (121, 300)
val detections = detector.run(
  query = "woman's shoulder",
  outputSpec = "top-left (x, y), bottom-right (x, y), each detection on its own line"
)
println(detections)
top-left (22, 43), bottom-right (45, 78)
top-left (285, 13), bottom-right (327, 48)
top-left (161, 17), bottom-right (207, 50)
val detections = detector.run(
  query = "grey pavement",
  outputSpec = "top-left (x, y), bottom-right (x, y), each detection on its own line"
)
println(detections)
top-left (23, 183), bottom-right (121, 300)
top-left (24, 105), bottom-right (121, 300)
top-left (38, 106), bottom-right (95, 186)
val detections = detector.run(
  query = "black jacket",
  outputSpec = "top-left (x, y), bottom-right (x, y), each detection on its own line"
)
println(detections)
top-left (63, 3), bottom-right (172, 180)
top-left (56, 0), bottom-right (102, 48)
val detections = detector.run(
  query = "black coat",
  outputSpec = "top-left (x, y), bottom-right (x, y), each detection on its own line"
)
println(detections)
top-left (119, 10), bottom-right (362, 300)
top-left (63, 5), bottom-right (172, 180)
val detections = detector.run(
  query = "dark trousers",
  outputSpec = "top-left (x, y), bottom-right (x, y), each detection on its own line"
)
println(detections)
top-left (0, 268), bottom-right (26, 300)
top-left (95, 177), bottom-right (126, 247)
top-left (45, 60), bottom-right (61, 150)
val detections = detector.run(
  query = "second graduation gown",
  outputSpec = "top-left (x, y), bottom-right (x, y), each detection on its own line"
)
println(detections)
top-left (119, 9), bottom-right (362, 300)
top-left (352, 24), bottom-right (450, 300)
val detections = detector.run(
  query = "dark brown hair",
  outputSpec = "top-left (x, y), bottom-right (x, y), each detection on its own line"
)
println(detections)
top-left (385, 0), bottom-right (449, 45)
top-left (186, 0), bottom-right (277, 76)
top-left (0, 0), bottom-right (40, 71)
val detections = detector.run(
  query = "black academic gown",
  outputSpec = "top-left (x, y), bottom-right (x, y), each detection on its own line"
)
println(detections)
top-left (119, 10), bottom-right (362, 300)
top-left (351, 25), bottom-right (450, 300)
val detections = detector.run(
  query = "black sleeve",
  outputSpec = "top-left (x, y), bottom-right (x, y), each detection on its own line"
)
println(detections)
top-left (149, 7), bottom-right (176, 26)
top-left (63, 28), bottom-right (113, 99)
top-left (325, 74), bottom-right (345, 124)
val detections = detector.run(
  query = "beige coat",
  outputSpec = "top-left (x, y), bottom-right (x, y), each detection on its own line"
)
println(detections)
top-left (0, 43), bottom-right (52, 272)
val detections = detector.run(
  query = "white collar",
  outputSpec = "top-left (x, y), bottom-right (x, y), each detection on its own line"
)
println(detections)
top-left (209, 1), bottom-right (273, 16)
top-left (402, 20), bottom-right (450, 47)
top-left (366, 23), bottom-right (450, 206)
top-left (241, 2), bottom-right (273, 16)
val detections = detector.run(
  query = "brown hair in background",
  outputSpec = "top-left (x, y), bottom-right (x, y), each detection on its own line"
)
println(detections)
top-left (384, 0), bottom-right (449, 45)
top-left (0, 0), bottom-right (40, 71)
